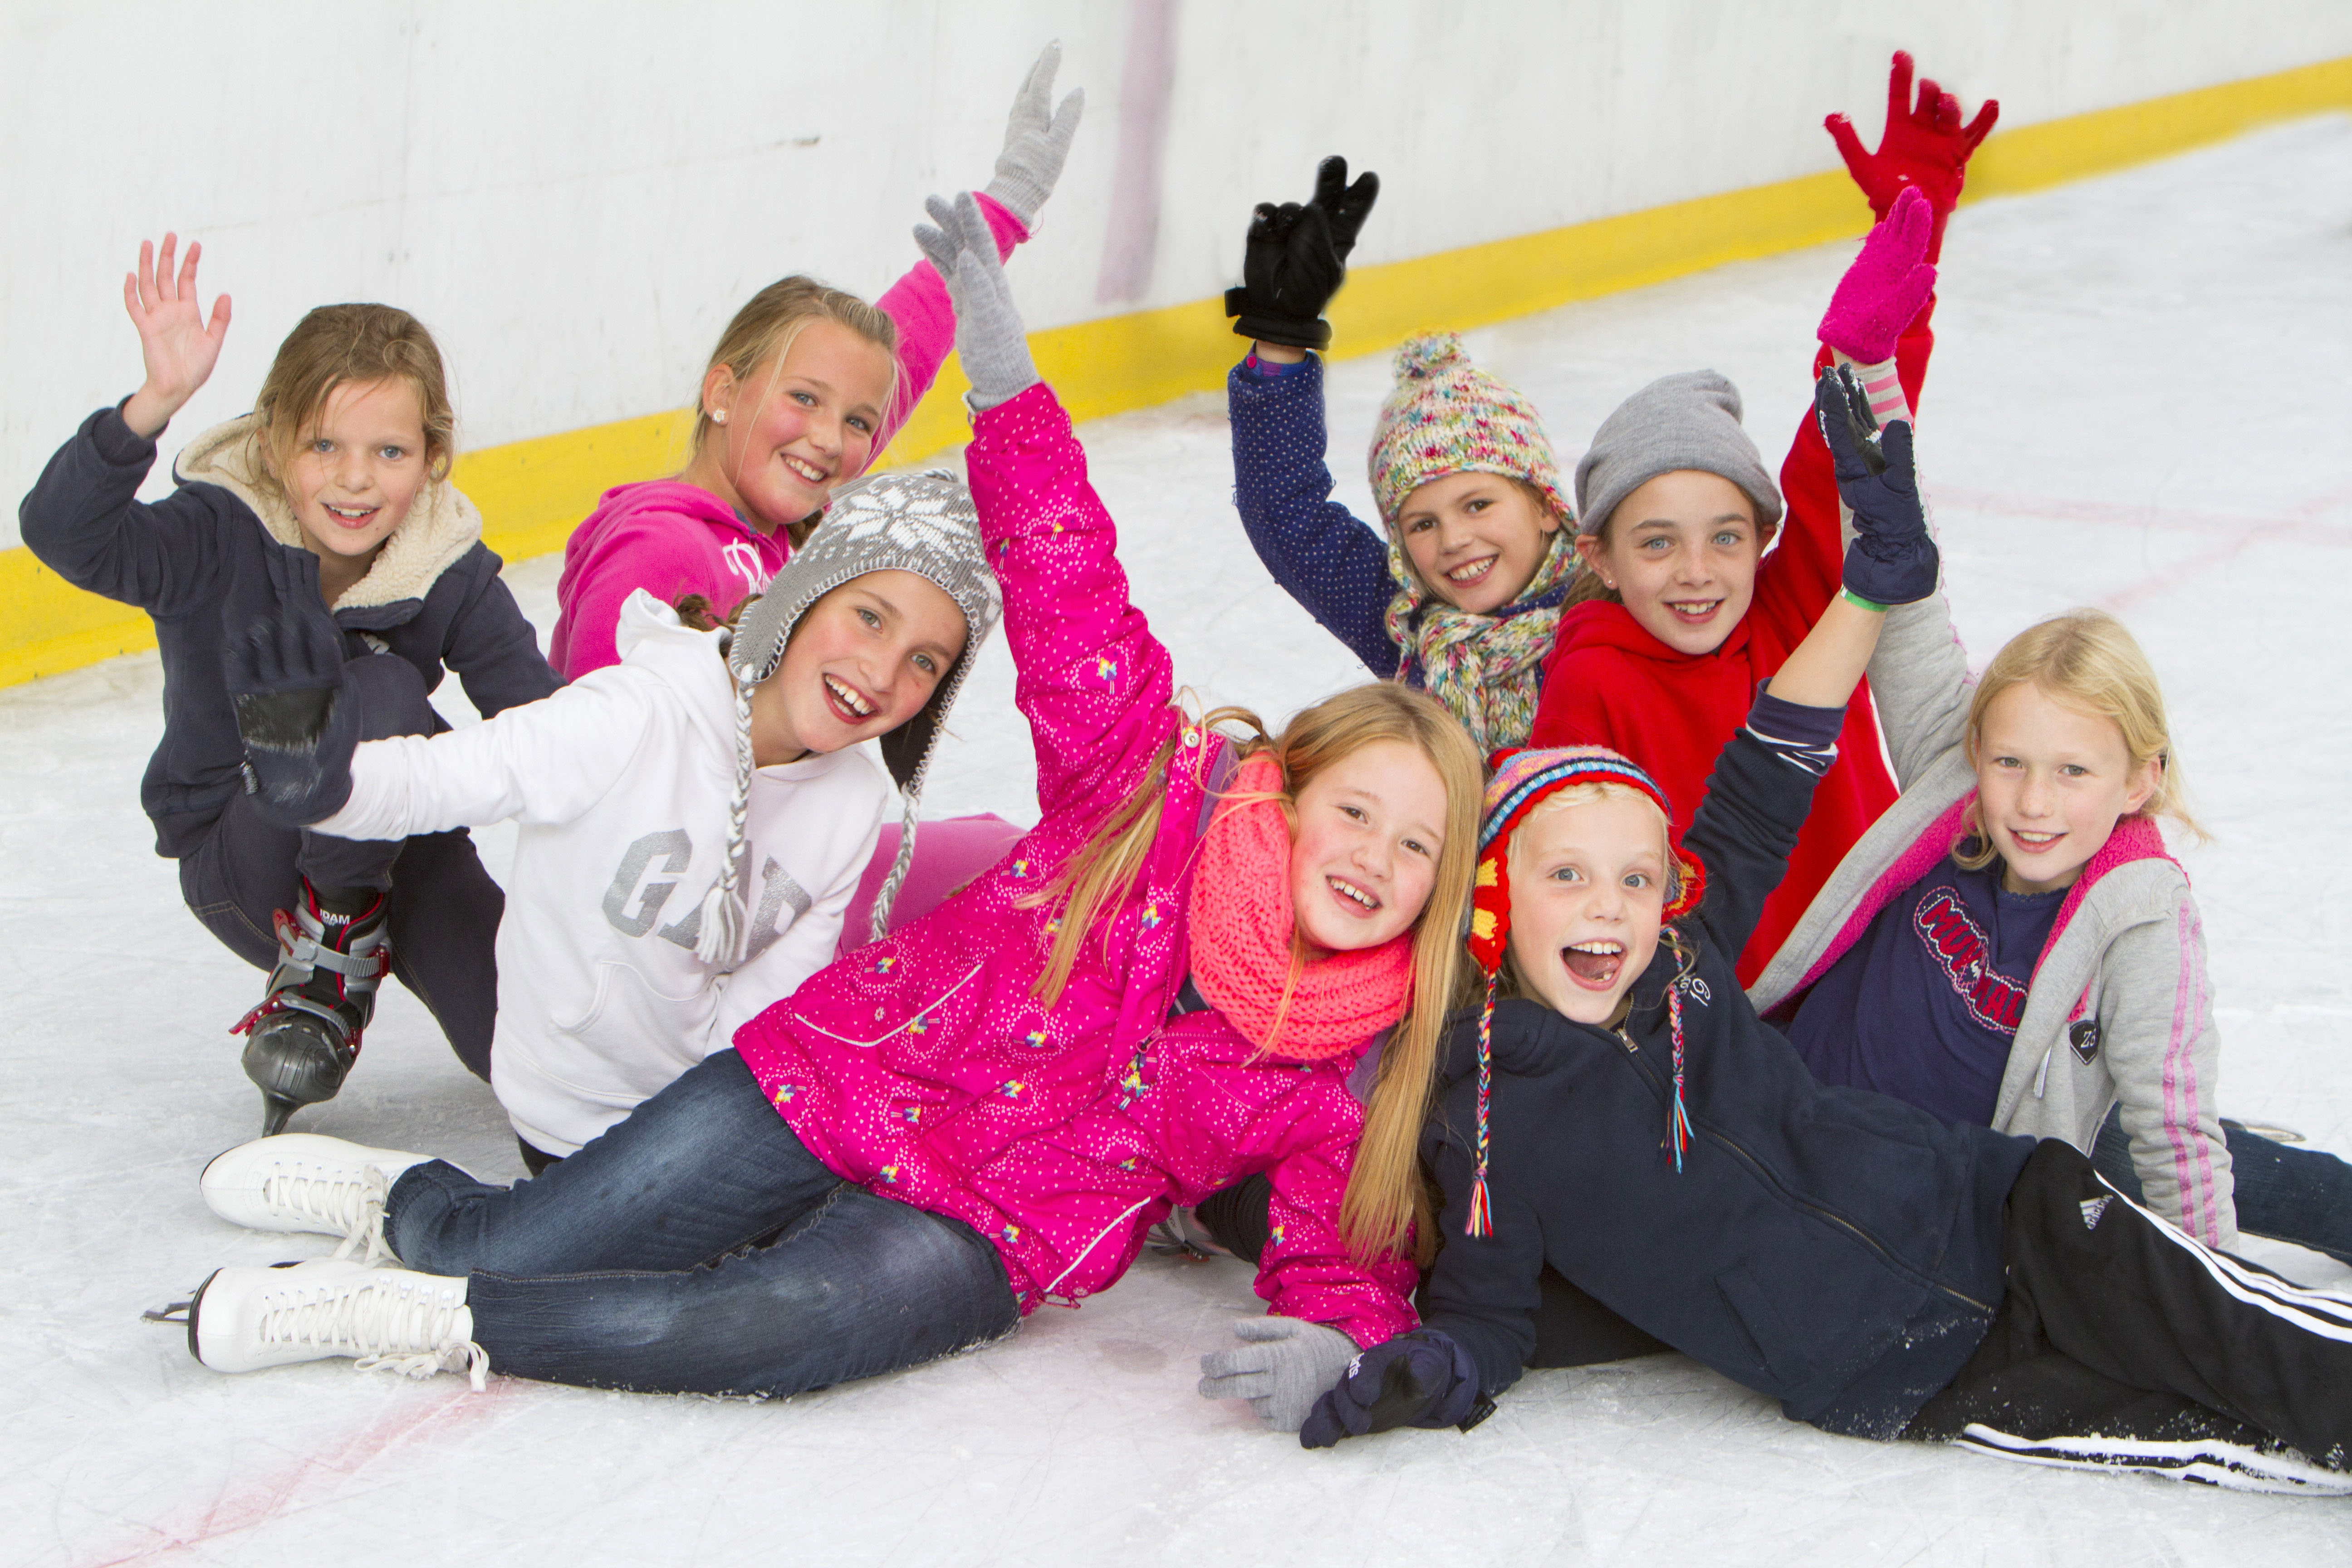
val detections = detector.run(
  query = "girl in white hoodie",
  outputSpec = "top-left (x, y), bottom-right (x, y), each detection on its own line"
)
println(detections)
top-left (227, 470), bottom-right (1001, 1168)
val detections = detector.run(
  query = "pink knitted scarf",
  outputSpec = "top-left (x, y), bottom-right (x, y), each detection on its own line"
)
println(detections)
top-left (1186, 753), bottom-right (1416, 1060)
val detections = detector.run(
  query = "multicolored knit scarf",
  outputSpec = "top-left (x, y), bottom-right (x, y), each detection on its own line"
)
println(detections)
top-left (1187, 753), bottom-right (1416, 1060)
top-left (1384, 529), bottom-right (1580, 753)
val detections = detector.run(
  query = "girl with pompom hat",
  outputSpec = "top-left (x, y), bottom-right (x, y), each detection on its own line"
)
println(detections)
top-left (1224, 53), bottom-right (1992, 770)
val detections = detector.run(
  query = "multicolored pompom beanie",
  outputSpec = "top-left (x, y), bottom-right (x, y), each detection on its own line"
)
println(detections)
top-left (1460, 746), bottom-right (1707, 1235)
top-left (1365, 334), bottom-right (1578, 752)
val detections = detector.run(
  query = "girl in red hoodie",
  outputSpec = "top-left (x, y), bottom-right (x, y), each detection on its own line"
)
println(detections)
top-left (1529, 58), bottom-right (1996, 986)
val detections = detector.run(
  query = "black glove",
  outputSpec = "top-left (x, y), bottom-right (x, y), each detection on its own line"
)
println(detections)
top-left (1815, 363), bottom-right (1937, 608)
top-left (1225, 155), bottom-right (1380, 351)
top-left (1298, 1328), bottom-right (1492, 1450)
top-left (225, 548), bottom-right (361, 824)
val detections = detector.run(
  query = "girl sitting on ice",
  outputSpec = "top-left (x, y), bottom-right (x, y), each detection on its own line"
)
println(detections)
top-left (1292, 369), bottom-right (2352, 1493)
top-left (220, 467), bottom-right (1000, 1174)
top-left (1223, 52), bottom-right (1993, 769)
top-left (1749, 519), bottom-right (2352, 1266)
top-left (168, 191), bottom-right (1481, 1420)
top-left (547, 43), bottom-right (1080, 677)
top-left (19, 237), bottom-right (561, 1135)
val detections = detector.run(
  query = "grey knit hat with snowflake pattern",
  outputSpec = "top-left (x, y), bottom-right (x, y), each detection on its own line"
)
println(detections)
top-left (696, 469), bottom-right (1002, 961)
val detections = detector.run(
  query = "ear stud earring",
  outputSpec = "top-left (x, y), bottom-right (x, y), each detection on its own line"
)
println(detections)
top-left (712, 410), bottom-right (727, 425)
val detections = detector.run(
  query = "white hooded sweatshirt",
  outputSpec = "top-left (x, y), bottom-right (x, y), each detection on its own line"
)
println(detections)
top-left (318, 592), bottom-right (890, 1155)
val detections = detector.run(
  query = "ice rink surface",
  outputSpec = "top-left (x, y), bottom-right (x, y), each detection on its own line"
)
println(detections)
top-left (5, 118), bottom-right (2351, 1565)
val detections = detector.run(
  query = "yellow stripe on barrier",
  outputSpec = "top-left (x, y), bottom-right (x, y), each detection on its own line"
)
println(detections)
top-left (6, 54), bottom-right (2347, 689)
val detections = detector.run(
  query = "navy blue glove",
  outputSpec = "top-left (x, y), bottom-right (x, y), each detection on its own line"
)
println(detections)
top-left (1225, 156), bottom-right (1380, 351)
top-left (1816, 362), bottom-right (1936, 608)
top-left (225, 548), bottom-right (360, 824)
top-left (1298, 1328), bottom-right (1492, 1450)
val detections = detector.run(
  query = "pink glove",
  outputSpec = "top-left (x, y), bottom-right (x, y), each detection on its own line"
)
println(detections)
top-left (1818, 186), bottom-right (1936, 366)
top-left (1826, 51), bottom-right (1999, 263)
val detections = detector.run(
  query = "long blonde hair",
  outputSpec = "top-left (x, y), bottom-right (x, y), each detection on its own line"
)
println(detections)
top-left (1958, 608), bottom-right (2206, 867)
top-left (1025, 685), bottom-right (1484, 1265)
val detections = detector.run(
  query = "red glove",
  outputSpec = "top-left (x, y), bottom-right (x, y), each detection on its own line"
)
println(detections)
top-left (1825, 50), bottom-right (1999, 262)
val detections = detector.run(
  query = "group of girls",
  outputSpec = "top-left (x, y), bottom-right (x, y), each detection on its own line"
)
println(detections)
top-left (25, 43), bottom-right (2352, 1490)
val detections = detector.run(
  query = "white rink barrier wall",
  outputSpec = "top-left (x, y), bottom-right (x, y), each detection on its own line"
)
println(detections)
top-left (5, 0), bottom-right (2351, 678)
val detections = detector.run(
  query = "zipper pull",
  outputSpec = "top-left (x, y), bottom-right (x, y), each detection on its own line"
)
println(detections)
top-left (2033, 1046), bottom-right (2053, 1099)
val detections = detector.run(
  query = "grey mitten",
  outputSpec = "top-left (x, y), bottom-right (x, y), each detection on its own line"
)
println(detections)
top-left (915, 191), bottom-right (1040, 412)
top-left (984, 42), bottom-right (1085, 229)
top-left (1197, 1317), bottom-right (1361, 1432)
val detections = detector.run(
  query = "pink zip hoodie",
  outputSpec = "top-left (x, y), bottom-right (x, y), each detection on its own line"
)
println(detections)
top-left (730, 383), bottom-right (1420, 1347)
top-left (548, 196), bottom-right (1030, 679)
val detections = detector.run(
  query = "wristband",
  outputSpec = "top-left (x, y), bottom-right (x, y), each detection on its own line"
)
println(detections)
top-left (1842, 588), bottom-right (1890, 613)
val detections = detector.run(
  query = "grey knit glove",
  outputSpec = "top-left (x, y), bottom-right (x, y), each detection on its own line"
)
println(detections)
top-left (915, 191), bottom-right (1039, 412)
top-left (1198, 1317), bottom-right (1361, 1432)
top-left (984, 42), bottom-right (1085, 229)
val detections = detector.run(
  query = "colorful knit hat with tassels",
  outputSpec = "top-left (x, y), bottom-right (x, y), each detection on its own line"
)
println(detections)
top-left (1460, 746), bottom-right (1707, 1236)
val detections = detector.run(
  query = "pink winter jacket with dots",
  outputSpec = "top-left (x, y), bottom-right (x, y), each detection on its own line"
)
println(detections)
top-left (548, 196), bottom-right (1031, 679)
top-left (731, 383), bottom-right (1420, 1347)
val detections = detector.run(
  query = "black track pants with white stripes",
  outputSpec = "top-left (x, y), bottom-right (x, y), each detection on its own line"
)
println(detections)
top-left (1906, 1140), bottom-right (2352, 1477)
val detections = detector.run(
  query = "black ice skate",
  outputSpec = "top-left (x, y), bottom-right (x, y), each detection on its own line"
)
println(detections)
top-left (231, 885), bottom-right (391, 1135)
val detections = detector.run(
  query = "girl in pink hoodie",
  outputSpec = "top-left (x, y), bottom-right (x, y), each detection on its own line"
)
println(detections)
top-left (546, 45), bottom-right (1083, 680)
top-left (178, 194), bottom-right (1484, 1431)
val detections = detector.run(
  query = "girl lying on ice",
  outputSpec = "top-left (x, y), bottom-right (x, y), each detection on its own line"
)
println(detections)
top-left (166, 192), bottom-right (1481, 1417)
top-left (19, 237), bottom-right (561, 1135)
top-left (1287, 368), bottom-right (2352, 1493)
top-left (220, 467), bottom-right (1000, 1174)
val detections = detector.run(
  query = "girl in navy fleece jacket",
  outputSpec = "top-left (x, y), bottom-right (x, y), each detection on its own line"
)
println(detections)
top-left (20, 236), bottom-right (559, 1135)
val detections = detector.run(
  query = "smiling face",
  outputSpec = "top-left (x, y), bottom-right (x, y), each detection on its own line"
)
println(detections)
top-left (271, 376), bottom-right (432, 574)
top-left (1286, 738), bottom-right (1450, 954)
top-left (747, 570), bottom-right (967, 767)
top-left (1395, 471), bottom-right (1562, 615)
top-left (1972, 681), bottom-right (2161, 895)
top-left (1578, 470), bottom-right (1764, 656)
top-left (1504, 789), bottom-right (1670, 1024)
top-left (687, 319), bottom-right (894, 534)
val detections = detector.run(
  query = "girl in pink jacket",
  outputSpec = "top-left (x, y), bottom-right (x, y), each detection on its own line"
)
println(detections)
top-left (176, 194), bottom-right (1484, 1431)
top-left (546, 45), bottom-right (1083, 680)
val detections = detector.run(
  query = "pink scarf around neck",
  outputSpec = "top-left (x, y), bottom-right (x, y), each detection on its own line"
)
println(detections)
top-left (1186, 753), bottom-right (1416, 1060)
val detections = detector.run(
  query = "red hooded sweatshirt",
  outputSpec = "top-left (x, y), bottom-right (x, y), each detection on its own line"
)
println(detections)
top-left (1530, 310), bottom-right (1933, 985)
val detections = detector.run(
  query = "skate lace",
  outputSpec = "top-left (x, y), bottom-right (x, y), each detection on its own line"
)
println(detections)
top-left (261, 1166), bottom-right (394, 1267)
top-left (258, 1272), bottom-right (490, 1392)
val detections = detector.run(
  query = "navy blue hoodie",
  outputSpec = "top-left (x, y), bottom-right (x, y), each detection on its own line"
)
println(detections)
top-left (1418, 729), bottom-right (2036, 1440)
top-left (20, 407), bottom-right (559, 857)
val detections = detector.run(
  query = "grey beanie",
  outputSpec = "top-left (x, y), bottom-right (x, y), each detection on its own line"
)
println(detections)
top-left (1572, 370), bottom-right (1784, 539)
top-left (698, 468), bottom-right (1004, 960)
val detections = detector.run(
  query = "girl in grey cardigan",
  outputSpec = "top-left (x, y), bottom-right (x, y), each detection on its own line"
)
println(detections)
top-left (1751, 593), bottom-right (2351, 1262)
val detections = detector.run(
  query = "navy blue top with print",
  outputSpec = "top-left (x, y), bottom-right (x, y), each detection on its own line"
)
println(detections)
top-left (1787, 854), bottom-right (2065, 1126)
top-left (1226, 351), bottom-right (1403, 678)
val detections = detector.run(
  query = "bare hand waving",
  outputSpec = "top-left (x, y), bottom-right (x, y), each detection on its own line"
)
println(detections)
top-left (121, 233), bottom-right (232, 439)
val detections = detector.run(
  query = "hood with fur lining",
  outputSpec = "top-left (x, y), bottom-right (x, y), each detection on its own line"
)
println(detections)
top-left (174, 414), bottom-right (484, 612)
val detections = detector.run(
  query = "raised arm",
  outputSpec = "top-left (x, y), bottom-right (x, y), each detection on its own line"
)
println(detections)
top-left (1224, 157), bottom-right (1399, 674)
top-left (1687, 364), bottom-right (1938, 956)
top-left (1759, 187), bottom-right (1938, 621)
top-left (869, 45), bottom-right (1082, 456)
top-left (20, 235), bottom-right (239, 616)
top-left (920, 191), bottom-right (1176, 822)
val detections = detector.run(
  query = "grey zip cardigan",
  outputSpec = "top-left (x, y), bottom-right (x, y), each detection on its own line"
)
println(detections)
top-left (1748, 590), bottom-right (2234, 1249)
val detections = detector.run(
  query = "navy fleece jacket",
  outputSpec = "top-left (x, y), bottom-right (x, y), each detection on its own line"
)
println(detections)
top-left (1418, 727), bottom-right (2036, 1440)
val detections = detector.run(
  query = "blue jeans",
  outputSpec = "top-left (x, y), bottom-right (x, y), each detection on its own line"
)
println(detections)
top-left (385, 1050), bottom-right (1021, 1395)
top-left (2092, 1105), bottom-right (2352, 1264)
